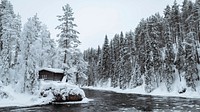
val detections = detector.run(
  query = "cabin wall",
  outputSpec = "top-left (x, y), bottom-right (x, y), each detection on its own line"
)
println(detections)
top-left (39, 70), bottom-right (64, 81)
top-left (53, 73), bottom-right (64, 81)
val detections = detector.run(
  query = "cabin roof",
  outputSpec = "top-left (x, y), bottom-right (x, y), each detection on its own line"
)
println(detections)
top-left (39, 67), bottom-right (64, 74)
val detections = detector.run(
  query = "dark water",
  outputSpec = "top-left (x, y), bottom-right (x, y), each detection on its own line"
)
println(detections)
top-left (1, 89), bottom-right (200, 112)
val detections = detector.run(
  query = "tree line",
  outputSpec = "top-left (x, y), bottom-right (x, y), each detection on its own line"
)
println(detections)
top-left (84, 0), bottom-right (200, 93)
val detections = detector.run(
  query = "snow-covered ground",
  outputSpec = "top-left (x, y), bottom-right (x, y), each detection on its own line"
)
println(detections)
top-left (1, 78), bottom-right (200, 108)
top-left (83, 85), bottom-right (200, 99)
top-left (83, 80), bottom-right (200, 99)
top-left (0, 81), bottom-right (91, 107)
top-left (0, 85), bottom-right (44, 107)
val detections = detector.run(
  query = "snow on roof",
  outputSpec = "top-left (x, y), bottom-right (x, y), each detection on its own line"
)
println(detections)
top-left (40, 67), bottom-right (64, 73)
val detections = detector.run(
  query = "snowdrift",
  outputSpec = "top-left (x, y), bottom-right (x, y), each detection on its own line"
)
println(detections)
top-left (83, 76), bottom-right (200, 99)
top-left (40, 81), bottom-right (85, 102)
top-left (0, 81), bottom-right (88, 107)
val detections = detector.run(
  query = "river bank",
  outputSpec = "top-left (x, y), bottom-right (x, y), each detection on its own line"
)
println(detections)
top-left (82, 83), bottom-right (200, 99)
top-left (1, 89), bottom-right (200, 112)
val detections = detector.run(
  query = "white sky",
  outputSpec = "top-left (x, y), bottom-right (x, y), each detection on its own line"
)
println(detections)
top-left (9, 0), bottom-right (195, 51)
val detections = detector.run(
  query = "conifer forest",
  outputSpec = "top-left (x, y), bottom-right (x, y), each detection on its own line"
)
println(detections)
top-left (84, 0), bottom-right (200, 93)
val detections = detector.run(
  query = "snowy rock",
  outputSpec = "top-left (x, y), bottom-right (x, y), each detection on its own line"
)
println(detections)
top-left (40, 81), bottom-right (85, 102)
top-left (0, 85), bottom-right (9, 99)
top-left (0, 90), bottom-right (9, 99)
top-left (178, 88), bottom-right (186, 94)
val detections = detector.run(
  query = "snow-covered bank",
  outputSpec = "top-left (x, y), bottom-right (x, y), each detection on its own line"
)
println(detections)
top-left (83, 83), bottom-right (200, 99)
top-left (0, 81), bottom-right (90, 107)
top-left (52, 98), bottom-right (93, 105)
top-left (0, 85), bottom-right (45, 107)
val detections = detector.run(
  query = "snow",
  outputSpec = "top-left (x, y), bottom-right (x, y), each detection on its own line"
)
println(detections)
top-left (52, 98), bottom-right (93, 104)
top-left (61, 75), bottom-right (67, 82)
top-left (0, 85), bottom-right (44, 107)
top-left (40, 81), bottom-right (85, 98)
top-left (67, 67), bottom-right (77, 74)
top-left (39, 67), bottom-right (64, 73)
top-left (0, 81), bottom-right (89, 107)
top-left (83, 81), bottom-right (200, 99)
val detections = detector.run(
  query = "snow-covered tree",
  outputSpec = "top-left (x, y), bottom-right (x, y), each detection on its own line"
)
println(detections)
top-left (184, 32), bottom-right (199, 90)
top-left (0, 0), bottom-right (20, 86)
top-left (112, 34), bottom-right (120, 88)
top-left (122, 34), bottom-right (132, 89)
top-left (109, 40), bottom-right (115, 87)
top-left (171, 1), bottom-right (181, 44)
top-left (85, 48), bottom-right (96, 86)
top-left (118, 32), bottom-right (125, 89)
top-left (20, 15), bottom-right (42, 94)
top-left (83, 0), bottom-right (200, 92)
top-left (39, 25), bottom-right (56, 68)
top-left (56, 4), bottom-right (87, 84)
top-left (100, 35), bottom-right (110, 83)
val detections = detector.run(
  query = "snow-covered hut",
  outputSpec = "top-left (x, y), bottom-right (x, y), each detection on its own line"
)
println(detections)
top-left (39, 68), bottom-right (64, 81)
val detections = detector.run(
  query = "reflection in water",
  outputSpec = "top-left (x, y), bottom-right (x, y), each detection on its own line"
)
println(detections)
top-left (0, 89), bottom-right (200, 112)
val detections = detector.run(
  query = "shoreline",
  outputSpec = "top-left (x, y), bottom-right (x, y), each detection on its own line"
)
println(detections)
top-left (82, 86), bottom-right (200, 99)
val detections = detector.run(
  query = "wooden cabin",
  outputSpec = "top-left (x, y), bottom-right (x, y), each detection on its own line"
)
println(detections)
top-left (39, 68), bottom-right (64, 81)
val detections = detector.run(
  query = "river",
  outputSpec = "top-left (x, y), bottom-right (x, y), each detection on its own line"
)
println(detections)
top-left (0, 89), bottom-right (200, 112)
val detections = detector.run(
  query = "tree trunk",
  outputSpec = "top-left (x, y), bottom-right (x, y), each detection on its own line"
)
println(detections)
top-left (63, 49), bottom-right (68, 82)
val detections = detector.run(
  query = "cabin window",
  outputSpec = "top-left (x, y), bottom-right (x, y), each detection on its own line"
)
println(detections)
top-left (42, 74), bottom-right (47, 79)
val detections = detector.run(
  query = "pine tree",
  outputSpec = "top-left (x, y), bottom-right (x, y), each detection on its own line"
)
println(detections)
top-left (119, 32), bottom-right (125, 89)
top-left (39, 25), bottom-right (56, 68)
top-left (0, 0), bottom-right (18, 85)
top-left (112, 34), bottom-right (120, 88)
top-left (122, 36), bottom-right (132, 89)
top-left (171, 1), bottom-right (181, 44)
top-left (109, 40), bottom-right (115, 87)
top-left (181, 0), bottom-right (193, 35)
top-left (135, 19), bottom-right (147, 80)
top-left (100, 35), bottom-right (110, 83)
top-left (125, 31), bottom-right (135, 88)
top-left (86, 48), bottom-right (95, 86)
top-left (20, 15), bottom-right (41, 94)
top-left (56, 4), bottom-right (79, 80)
top-left (184, 32), bottom-right (199, 90)
top-left (150, 14), bottom-right (163, 88)
top-left (143, 17), bottom-right (155, 93)
top-left (56, 4), bottom-right (87, 84)
top-left (56, 4), bottom-right (80, 65)
top-left (9, 14), bottom-right (22, 89)
top-left (194, 0), bottom-right (200, 43)
top-left (163, 5), bottom-right (176, 92)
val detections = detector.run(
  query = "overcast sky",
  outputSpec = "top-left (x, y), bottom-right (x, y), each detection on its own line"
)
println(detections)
top-left (9, 0), bottom-right (195, 51)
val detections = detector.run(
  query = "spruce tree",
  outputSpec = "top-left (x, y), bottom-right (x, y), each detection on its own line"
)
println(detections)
top-left (101, 35), bottom-right (110, 83)
top-left (56, 4), bottom-right (87, 83)
top-left (0, 0), bottom-right (19, 85)
top-left (21, 15), bottom-right (41, 94)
